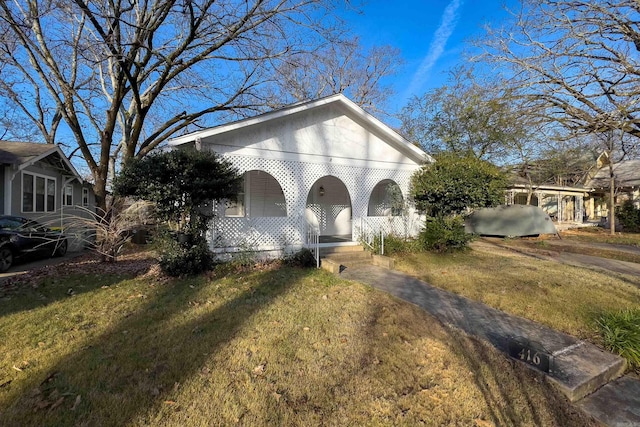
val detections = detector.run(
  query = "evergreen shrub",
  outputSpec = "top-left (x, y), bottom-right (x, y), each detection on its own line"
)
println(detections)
top-left (418, 216), bottom-right (473, 253)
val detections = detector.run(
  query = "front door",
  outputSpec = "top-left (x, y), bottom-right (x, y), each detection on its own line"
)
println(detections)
top-left (306, 176), bottom-right (352, 240)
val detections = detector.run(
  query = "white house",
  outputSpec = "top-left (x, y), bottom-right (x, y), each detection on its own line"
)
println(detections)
top-left (169, 94), bottom-right (432, 258)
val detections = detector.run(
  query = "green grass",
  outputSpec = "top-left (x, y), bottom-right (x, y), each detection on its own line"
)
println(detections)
top-left (596, 309), bottom-right (640, 370)
top-left (0, 255), bottom-right (595, 426)
top-left (394, 247), bottom-right (640, 342)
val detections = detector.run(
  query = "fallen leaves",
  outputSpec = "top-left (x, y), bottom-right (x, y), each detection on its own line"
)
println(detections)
top-left (253, 364), bottom-right (266, 376)
top-left (12, 360), bottom-right (29, 372)
top-left (70, 395), bottom-right (81, 411)
top-left (0, 251), bottom-right (157, 298)
top-left (27, 373), bottom-right (80, 413)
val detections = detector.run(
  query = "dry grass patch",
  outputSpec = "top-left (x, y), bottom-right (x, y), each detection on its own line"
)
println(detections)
top-left (0, 259), bottom-right (594, 426)
top-left (494, 233), bottom-right (640, 264)
top-left (560, 227), bottom-right (640, 247)
top-left (395, 247), bottom-right (640, 341)
top-left (546, 244), bottom-right (640, 264)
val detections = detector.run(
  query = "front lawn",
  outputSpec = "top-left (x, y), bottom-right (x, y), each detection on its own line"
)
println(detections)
top-left (561, 227), bottom-right (640, 247)
top-left (394, 245), bottom-right (640, 343)
top-left (0, 255), bottom-right (594, 426)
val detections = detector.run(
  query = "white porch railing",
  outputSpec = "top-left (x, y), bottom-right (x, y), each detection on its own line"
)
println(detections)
top-left (358, 216), bottom-right (385, 255)
top-left (304, 217), bottom-right (320, 268)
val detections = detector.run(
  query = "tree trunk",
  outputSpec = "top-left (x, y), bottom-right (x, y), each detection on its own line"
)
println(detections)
top-left (609, 167), bottom-right (615, 235)
top-left (93, 174), bottom-right (108, 213)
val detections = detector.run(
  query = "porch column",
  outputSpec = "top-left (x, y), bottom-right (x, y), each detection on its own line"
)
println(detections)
top-left (576, 195), bottom-right (584, 223)
top-left (557, 192), bottom-right (562, 223)
top-left (585, 197), bottom-right (594, 220)
top-left (505, 190), bottom-right (514, 205)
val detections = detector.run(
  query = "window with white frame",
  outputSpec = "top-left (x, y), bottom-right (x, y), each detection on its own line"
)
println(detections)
top-left (22, 172), bottom-right (56, 213)
top-left (82, 188), bottom-right (89, 206)
top-left (63, 184), bottom-right (73, 206)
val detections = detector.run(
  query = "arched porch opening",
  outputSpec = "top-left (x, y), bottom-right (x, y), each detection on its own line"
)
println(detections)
top-left (368, 179), bottom-right (404, 216)
top-left (305, 176), bottom-right (352, 242)
top-left (224, 170), bottom-right (286, 217)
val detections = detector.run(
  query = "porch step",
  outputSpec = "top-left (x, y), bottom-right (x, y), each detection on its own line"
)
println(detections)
top-left (319, 245), bottom-right (371, 273)
top-left (319, 245), bottom-right (365, 257)
top-left (323, 251), bottom-right (372, 263)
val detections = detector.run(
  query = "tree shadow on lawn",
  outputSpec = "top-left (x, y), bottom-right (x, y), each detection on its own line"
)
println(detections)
top-left (0, 265), bottom-right (311, 426)
top-left (0, 257), bottom-right (156, 319)
top-left (444, 328), bottom-right (598, 427)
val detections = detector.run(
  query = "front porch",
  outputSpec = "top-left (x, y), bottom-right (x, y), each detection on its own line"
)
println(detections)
top-left (207, 166), bottom-right (422, 258)
top-left (169, 94), bottom-right (430, 258)
top-left (505, 185), bottom-right (592, 223)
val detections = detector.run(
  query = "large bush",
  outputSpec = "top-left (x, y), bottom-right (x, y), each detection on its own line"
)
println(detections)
top-left (410, 153), bottom-right (505, 252)
top-left (157, 233), bottom-right (214, 277)
top-left (616, 200), bottom-right (640, 232)
top-left (418, 216), bottom-right (474, 253)
top-left (114, 149), bottom-right (241, 233)
top-left (115, 149), bottom-right (242, 275)
top-left (411, 152), bottom-right (508, 217)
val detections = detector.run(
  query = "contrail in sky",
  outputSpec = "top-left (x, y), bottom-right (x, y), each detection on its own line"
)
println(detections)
top-left (404, 0), bottom-right (463, 99)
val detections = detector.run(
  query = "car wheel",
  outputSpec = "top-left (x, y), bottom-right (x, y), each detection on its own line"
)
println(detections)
top-left (0, 246), bottom-right (13, 272)
top-left (54, 240), bottom-right (68, 257)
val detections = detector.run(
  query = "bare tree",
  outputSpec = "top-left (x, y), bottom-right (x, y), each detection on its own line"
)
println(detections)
top-left (268, 37), bottom-right (402, 116)
top-left (399, 67), bottom-right (534, 162)
top-left (480, 0), bottom-right (640, 233)
top-left (0, 0), bottom-right (349, 210)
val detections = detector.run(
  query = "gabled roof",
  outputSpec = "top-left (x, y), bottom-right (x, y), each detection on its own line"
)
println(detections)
top-left (169, 94), bottom-right (432, 163)
top-left (587, 160), bottom-right (640, 189)
top-left (507, 172), bottom-right (590, 192)
top-left (0, 141), bottom-right (82, 180)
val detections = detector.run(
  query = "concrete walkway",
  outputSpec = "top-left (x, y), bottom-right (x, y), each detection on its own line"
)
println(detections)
top-left (340, 264), bottom-right (639, 426)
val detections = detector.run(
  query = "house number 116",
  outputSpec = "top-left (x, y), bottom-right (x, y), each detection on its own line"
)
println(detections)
top-left (518, 348), bottom-right (541, 365)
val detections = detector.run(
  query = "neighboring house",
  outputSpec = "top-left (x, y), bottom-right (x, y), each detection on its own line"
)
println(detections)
top-left (505, 175), bottom-right (592, 223)
top-left (169, 94), bottom-right (431, 257)
top-left (586, 156), bottom-right (640, 217)
top-left (0, 141), bottom-right (96, 250)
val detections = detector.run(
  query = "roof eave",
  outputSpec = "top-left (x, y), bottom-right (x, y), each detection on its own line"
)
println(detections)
top-left (168, 94), bottom-right (432, 164)
top-left (18, 146), bottom-right (83, 181)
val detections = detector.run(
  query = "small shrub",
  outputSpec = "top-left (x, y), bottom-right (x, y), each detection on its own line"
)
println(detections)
top-left (157, 234), bottom-right (213, 277)
top-left (372, 234), bottom-right (418, 255)
top-left (418, 216), bottom-right (474, 253)
top-left (595, 308), bottom-right (640, 370)
top-left (616, 200), bottom-right (640, 232)
top-left (284, 248), bottom-right (317, 268)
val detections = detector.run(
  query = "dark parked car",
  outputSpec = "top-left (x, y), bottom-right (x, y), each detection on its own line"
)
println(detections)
top-left (0, 215), bottom-right (68, 272)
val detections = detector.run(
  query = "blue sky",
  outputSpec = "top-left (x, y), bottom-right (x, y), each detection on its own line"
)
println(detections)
top-left (343, 0), bottom-right (516, 112)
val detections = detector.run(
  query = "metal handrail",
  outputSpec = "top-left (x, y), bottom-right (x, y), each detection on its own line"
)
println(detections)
top-left (305, 217), bottom-right (320, 268)
top-left (359, 216), bottom-right (384, 255)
